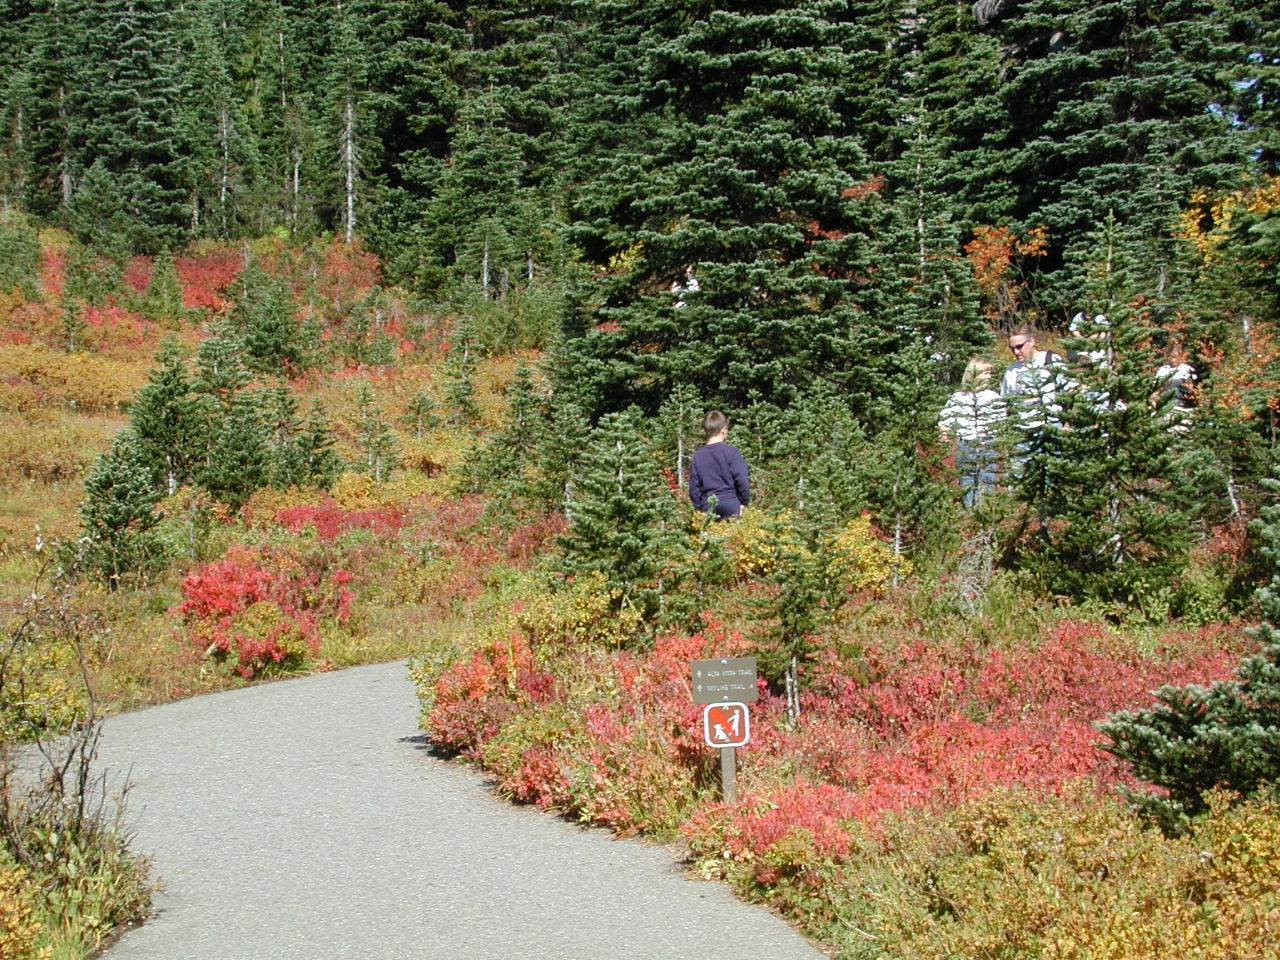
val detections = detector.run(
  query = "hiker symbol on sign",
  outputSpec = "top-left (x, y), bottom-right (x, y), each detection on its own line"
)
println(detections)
top-left (702, 702), bottom-right (750, 748)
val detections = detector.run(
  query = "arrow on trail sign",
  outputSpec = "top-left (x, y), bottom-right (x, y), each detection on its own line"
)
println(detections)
top-left (702, 702), bottom-right (750, 748)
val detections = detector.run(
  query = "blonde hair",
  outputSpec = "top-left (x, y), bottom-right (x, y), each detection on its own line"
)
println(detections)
top-left (961, 358), bottom-right (993, 392)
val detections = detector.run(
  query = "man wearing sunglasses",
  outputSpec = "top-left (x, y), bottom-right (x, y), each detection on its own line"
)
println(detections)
top-left (1000, 328), bottom-right (1061, 401)
top-left (999, 327), bottom-right (1064, 470)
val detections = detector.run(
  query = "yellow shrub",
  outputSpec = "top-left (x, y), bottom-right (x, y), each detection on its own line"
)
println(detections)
top-left (721, 511), bottom-right (909, 593)
top-left (0, 413), bottom-right (110, 484)
top-left (400, 431), bottom-right (472, 483)
top-left (379, 469), bottom-right (436, 503)
top-left (1057, 789), bottom-right (1280, 960)
top-left (826, 513), bottom-right (910, 593)
top-left (845, 786), bottom-right (1280, 960)
top-left (514, 571), bottom-right (643, 650)
top-left (0, 859), bottom-right (51, 960)
top-left (721, 508), bottom-right (785, 580)
top-left (331, 472), bottom-right (379, 510)
top-left (0, 635), bottom-right (88, 743)
top-left (0, 344), bottom-right (146, 412)
top-left (240, 485), bottom-right (330, 527)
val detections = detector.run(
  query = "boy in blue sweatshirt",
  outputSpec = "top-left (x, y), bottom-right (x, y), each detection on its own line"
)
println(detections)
top-left (689, 410), bottom-right (750, 519)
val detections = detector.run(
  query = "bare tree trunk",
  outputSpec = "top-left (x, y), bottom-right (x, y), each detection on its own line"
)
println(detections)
top-left (217, 107), bottom-right (232, 233)
top-left (342, 98), bottom-right (357, 243)
top-left (58, 86), bottom-right (72, 206)
top-left (481, 238), bottom-right (491, 299)
top-left (785, 656), bottom-right (800, 723)
top-left (291, 150), bottom-right (300, 234)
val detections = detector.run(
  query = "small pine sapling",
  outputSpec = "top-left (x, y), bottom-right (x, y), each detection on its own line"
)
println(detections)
top-left (355, 383), bottom-right (399, 483)
top-left (80, 432), bottom-right (165, 587)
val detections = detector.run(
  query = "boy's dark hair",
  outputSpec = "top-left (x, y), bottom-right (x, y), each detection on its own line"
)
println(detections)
top-left (703, 410), bottom-right (728, 439)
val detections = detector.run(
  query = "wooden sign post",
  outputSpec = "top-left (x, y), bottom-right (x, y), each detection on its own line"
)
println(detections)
top-left (692, 658), bottom-right (757, 804)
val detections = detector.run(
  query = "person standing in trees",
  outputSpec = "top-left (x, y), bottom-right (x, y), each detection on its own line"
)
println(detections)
top-left (1000, 326), bottom-right (1066, 480)
top-left (689, 410), bottom-right (750, 519)
top-left (939, 358), bottom-right (1005, 507)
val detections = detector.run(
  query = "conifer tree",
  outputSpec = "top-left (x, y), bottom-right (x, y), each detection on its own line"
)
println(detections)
top-left (178, 0), bottom-right (255, 236)
top-left (249, 0), bottom-right (320, 236)
top-left (442, 316), bottom-right (480, 426)
top-left (0, 0), bottom-right (33, 215)
top-left (912, 0), bottom-right (1018, 228)
top-left (322, 0), bottom-right (373, 244)
top-left (80, 431), bottom-right (164, 586)
top-left (141, 252), bottom-right (190, 326)
top-left (557, 408), bottom-right (682, 624)
top-left (261, 385), bottom-right (305, 487)
top-left (1225, 0), bottom-right (1279, 174)
top-left (129, 339), bottom-right (206, 495)
top-left (296, 400), bottom-right (343, 488)
top-left (354, 382), bottom-right (398, 483)
top-left (564, 2), bottom-right (879, 414)
top-left (1028, 217), bottom-right (1194, 606)
top-left (759, 500), bottom-right (837, 722)
top-left (997, 0), bottom-right (1245, 292)
top-left (18, 0), bottom-right (80, 220)
top-left (201, 389), bottom-right (270, 509)
top-left (0, 218), bottom-right (40, 299)
top-left (655, 383), bottom-right (702, 491)
top-left (193, 316), bottom-right (252, 404)
top-left (402, 391), bottom-right (440, 439)
top-left (62, 241), bottom-right (123, 306)
top-left (70, 0), bottom-right (189, 252)
top-left (473, 361), bottom-right (539, 497)
top-left (531, 387), bottom-right (590, 512)
top-left (234, 260), bottom-right (303, 373)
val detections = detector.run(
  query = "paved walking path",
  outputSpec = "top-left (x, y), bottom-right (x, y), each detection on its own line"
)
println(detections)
top-left (96, 661), bottom-right (825, 960)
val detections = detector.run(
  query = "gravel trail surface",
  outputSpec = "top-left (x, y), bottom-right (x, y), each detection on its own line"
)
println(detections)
top-left (96, 660), bottom-right (825, 960)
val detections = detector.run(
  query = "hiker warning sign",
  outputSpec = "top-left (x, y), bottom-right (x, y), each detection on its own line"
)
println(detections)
top-left (702, 702), bottom-right (750, 748)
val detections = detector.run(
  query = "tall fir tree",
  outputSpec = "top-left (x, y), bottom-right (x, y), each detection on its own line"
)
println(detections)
top-left (178, 0), bottom-right (256, 236)
top-left (1027, 217), bottom-right (1194, 606)
top-left (69, 0), bottom-right (189, 252)
top-left (233, 259), bottom-right (304, 373)
top-left (996, 0), bottom-right (1246, 300)
top-left (201, 389), bottom-right (270, 509)
top-left (562, 2), bottom-right (880, 415)
top-left (354, 382), bottom-right (398, 483)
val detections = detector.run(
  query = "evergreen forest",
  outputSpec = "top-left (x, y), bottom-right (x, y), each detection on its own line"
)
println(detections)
top-left (2, 1), bottom-right (1280, 957)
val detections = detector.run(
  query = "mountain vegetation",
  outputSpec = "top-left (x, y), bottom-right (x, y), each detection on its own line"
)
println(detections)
top-left (1, 0), bottom-right (1279, 957)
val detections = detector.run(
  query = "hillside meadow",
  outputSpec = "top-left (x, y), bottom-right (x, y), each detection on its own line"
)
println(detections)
top-left (0, 232), bottom-right (1276, 959)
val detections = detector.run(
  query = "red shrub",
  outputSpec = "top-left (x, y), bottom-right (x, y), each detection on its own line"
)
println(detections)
top-left (274, 504), bottom-right (404, 541)
top-left (428, 632), bottom-right (556, 755)
top-left (177, 545), bottom-right (354, 678)
top-left (176, 249), bottom-right (241, 313)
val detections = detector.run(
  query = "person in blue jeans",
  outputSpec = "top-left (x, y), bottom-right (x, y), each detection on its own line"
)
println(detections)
top-left (689, 410), bottom-right (750, 519)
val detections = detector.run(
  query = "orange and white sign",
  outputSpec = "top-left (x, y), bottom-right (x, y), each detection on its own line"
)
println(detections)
top-left (702, 702), bottom-right (750, 748)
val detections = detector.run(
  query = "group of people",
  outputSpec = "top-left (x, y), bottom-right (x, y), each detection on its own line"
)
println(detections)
top-left (684, 319), bottom-right (1196, 520)
top-left (938, 322), bottom-right (1197, 507)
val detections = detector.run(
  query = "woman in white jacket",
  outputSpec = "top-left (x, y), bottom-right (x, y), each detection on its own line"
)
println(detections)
top-left (939, 358), bottom-right (1006, 507)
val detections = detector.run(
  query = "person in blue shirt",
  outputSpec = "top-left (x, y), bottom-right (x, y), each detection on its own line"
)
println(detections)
top-left (689, 410), bottom-right (750, 519)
